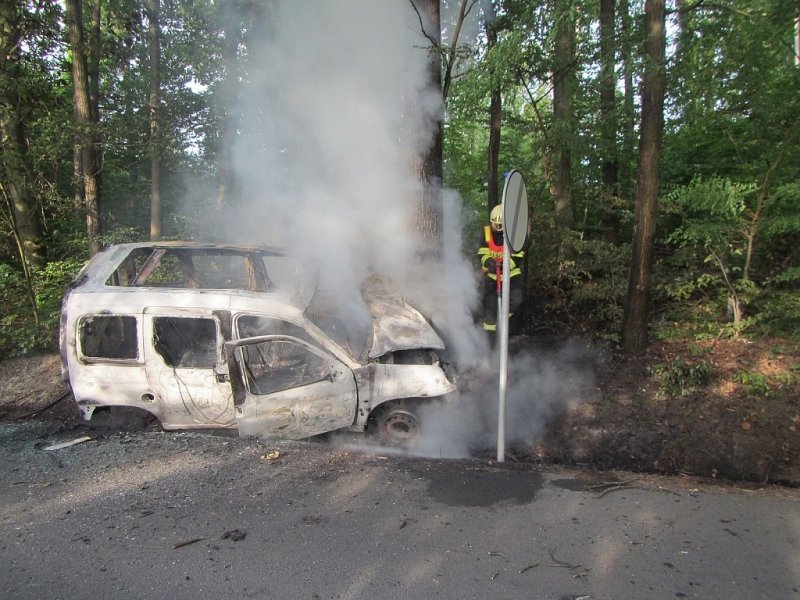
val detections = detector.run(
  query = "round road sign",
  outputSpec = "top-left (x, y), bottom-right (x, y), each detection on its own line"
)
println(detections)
top-left (502, 170), bottom-right (528, 253)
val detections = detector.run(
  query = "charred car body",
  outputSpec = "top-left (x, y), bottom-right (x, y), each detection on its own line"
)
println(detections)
top-left (59, 242), bottom-right (455, 443)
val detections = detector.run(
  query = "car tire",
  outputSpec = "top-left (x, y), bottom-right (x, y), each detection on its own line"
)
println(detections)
top-left (368, 401), bottom-right (421, 446)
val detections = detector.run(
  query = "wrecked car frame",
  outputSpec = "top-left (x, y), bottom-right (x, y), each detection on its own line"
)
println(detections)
top-left (59, 242), bottom-right (455, 443)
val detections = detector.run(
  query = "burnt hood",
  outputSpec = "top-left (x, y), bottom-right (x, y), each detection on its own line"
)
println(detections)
top-left (360, 274), bottom-right (445, 359)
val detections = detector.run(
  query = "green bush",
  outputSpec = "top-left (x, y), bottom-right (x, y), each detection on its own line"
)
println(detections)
top-left (651, 358), bottom-right (712, 398)
top-left (0, 258), bottom-right (84, 357)
top-left (523, 233), bottom-right (628, 343)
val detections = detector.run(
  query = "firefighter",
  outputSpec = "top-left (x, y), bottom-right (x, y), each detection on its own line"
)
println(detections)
top-left (478, 205), bottom-right (525, 333)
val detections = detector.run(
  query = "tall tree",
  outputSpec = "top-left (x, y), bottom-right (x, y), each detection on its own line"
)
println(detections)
top-left (0, 0), bottom-right (44, 275)
top-left (485, 0), bottom-right (501, 212)
top-left (410, 0), bottom-right (444, 258)
top-left (599, 0), bottom-right (619, 243)
top-left (216, 1), bottom-right (242, 206)
top-left (86, 0), bottom-right (102, 208)
top-left (146, 0), bottom-right (162, 241)
top-left (552, 0), bottom-right (575, 229)
top-left (621, 0), bottom-right (666, 353)
top-left (66, 0), bottom-right (101, 256)
top-left (618, 0), bottom-right (636, 202)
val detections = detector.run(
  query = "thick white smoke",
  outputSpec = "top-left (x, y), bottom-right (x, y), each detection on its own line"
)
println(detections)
top-left (215, 0), bottom-right (487, 365)
top-left (207, 0), bottom-right (593, 457)
top-left (412, 340), bottom-right (598, 458)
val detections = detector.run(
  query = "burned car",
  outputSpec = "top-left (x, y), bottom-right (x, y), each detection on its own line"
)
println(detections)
top-left (59, 242), bottom-right (455, 444)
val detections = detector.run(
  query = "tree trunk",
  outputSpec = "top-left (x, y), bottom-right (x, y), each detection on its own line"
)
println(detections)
top-left (485, 1), bottom-right (501, 213)
top-left (87, 0), bottom-right (102, 215)
top-left (66, 0), bottom-right (101, 256)
top-left (216, 2), bottom-right (242, 206)
top-left (621, 0), bottom-right (666, 354)
top-left (599, 0), bottom-right (619, 244)
top-left (411, 0), bottom-right (443, 259)
top-left (0, 0), bottom-right (44, 271)
top-left (552, 2), bottom-right (575, 230)
top-left (147, 0), bottom-right (162, 241)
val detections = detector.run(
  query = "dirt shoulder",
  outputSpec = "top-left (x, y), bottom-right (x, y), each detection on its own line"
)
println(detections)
top-left (535, 336), bottom-right (800, 485)
top-left (2, 336), bottom-right (798, 485)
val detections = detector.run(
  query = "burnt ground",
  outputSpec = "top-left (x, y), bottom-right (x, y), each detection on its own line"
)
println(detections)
top-left (1, 336), bottom-right (798, 486)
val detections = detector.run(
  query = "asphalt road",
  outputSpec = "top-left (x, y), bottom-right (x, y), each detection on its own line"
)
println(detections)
top-left (1, 422), bottom-right (798, 600)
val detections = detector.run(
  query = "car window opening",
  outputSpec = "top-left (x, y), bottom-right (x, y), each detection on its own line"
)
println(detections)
top-left (239, 340), bottom-right (330, 395)
top-left (80, 315), bottom-right (138, 360)
top-left (153, 317), bottom-right (217, 368)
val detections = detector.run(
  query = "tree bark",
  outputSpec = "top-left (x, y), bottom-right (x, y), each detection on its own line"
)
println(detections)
top-left (147, 0), bottom-right (162, 241)
top-left (552, 2), bottom-right (575, 229)
top-left (216, 1), bottom-right (242, 206)
top-left (410, 0), bottom-right (444, 259)
top-left (0, 0), bottom-right (44, 271)
top-left (621, 0), bottom-right (666, 354)
top-left (485, 0), bottom-right (501, 213)
top-left (87, 0), bottom-right (102, 215)
top-left (66, 0), bottom-right (101, 256)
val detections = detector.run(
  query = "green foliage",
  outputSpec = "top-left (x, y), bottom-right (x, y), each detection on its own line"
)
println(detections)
top-left (665, 177), bottom-right (754, 241)
top-left (651, 358), bottom-right (712, 398)
top-left (0, 259), bottom-right (84, 358)
top-left (0, 0), bottom-right (797, 357)
top-left (658, 175), bottom-right (799, 340)
top-left (524, 232), bottom-right (629, 342)
top-left (734, 371), bottom-right (771, 397)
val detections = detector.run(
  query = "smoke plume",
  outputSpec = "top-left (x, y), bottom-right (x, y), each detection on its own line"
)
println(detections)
top-left (208, 0), bottom-right (593, 456)
top-left (211, 0), bottom-right (484, 364)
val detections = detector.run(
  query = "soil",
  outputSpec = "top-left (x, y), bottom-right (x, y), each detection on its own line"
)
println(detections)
top-left (2, 336), bottom-right (798, 485)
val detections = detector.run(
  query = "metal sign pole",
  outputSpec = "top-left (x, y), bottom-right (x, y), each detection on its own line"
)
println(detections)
top-left (496, 169), bottom-right (528, 464)
top-left (497, 234), bottom-right (511, 462)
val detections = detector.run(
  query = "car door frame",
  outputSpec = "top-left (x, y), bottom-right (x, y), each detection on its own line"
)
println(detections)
top-left (224, 334), bottom-right (358, 439)
top-left (142, 307), bottom-right (236, 428)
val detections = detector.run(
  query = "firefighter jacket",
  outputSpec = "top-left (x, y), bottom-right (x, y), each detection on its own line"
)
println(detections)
top-left (478, 225), bottom-right (525, 281)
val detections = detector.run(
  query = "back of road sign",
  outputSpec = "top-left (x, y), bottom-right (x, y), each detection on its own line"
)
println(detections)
top-left (502, 170), bottom-right (528, 253)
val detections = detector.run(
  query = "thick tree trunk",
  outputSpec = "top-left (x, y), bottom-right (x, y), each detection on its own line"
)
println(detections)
top-left (485, 1), bottom-right (501, 212)
top-left (147, 0), bottom-right (162, 241)
top-left (599, 0), bottom-right (619, 244)
top-left (552, 4), bottom-right (575, 230)
top-left (0, 1), bottom-right (44, 270)
top-left (216, 3), bottom-right (241, 206)
top-left (621, 0), bottom-right (666, 354)
top-left (411, 0), bottom-right (443, 259)
top-left (87, 0), bottom-right (102, 216)
top-left (0, 2), bottom-right (44, 274)
top-left (66, 0), bottom-right (101, 256)
top-left (0, 117), bottom-right (44, 270)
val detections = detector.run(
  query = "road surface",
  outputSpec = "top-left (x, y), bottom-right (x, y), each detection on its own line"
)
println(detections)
top-left (1, 422), bottom-right (798, 599)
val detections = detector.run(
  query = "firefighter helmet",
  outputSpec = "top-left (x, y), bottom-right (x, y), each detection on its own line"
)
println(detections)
top-left (490, 205), bottom-right (503, 231)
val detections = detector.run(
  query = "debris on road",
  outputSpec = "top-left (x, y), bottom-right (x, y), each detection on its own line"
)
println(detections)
top-left (221, 529), bottom-right (246, 542)
top-left (173, 538), bottom-right (205, 549)
top-left (585, 479), bottom-right (638, 497)
top-left (44, 436), bottom-right (92, 451)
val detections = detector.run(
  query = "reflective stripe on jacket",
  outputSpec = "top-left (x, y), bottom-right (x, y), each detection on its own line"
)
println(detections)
top-left (477, 225), bottom-right (524, 280)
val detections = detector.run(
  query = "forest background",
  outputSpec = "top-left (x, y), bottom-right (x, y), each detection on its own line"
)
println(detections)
top-left (1, 0), bottom-right (798, 367)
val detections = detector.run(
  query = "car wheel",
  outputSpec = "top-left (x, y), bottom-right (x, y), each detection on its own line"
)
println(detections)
top-left (370, 403), bottom-right (421, 446)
